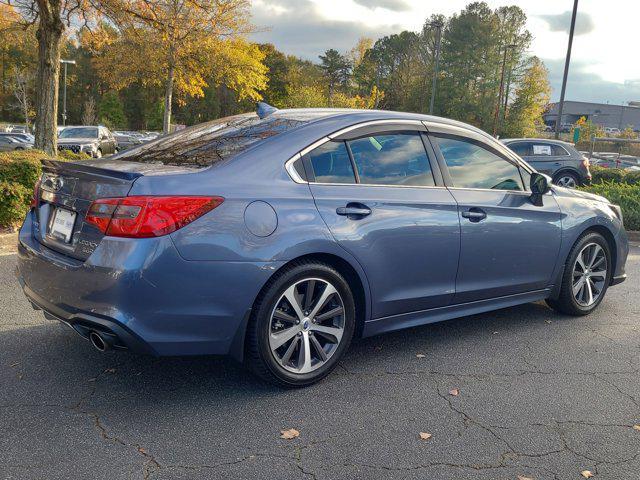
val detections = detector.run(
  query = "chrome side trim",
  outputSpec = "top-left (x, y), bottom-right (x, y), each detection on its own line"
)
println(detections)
top-left (284, 153), bottom-right (306, 184)
top-left (309, 182), bottom-right (446, 190)
top-left (327, 119), bottom-right (424, 139)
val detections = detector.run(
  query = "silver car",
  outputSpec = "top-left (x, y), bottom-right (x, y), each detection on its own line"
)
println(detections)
top-left (0, 135), bottom-right (32, 152)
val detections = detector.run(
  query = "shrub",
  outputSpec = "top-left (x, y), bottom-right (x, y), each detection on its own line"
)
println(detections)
top-left (57, 149), bottom-right (90, 161)
top-left (580, 182), bottom-right (640, 231)
top-left (0, 149), bottom-right (89, 228)
top-left (590, 166), bottom-right (627, 184)
top-left (0, 181), bottom-right (31, 228)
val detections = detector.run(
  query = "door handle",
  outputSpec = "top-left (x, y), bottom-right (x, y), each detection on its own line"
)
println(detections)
top-left (461, 208), bottom-right (487, 222)
top-left (336, 203), bottom-right (371, 217)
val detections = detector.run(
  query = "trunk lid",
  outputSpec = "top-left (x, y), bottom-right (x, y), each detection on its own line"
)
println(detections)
top-left (34, 160), bottom-right (156, 261)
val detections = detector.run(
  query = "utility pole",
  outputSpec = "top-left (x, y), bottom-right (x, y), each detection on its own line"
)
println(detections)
top-left (555, 0), bottom-right (579, 139)
top-left (59, 59), bottom-right (76, 126)
top-left (493, 44), bottom-right (516, 137)
top-left (428, 21), bottom-right (443, 115)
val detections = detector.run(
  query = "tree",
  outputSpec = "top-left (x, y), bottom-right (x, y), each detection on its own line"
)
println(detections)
top-left (319, 49), bottom-right (351, 106)
top-left (9, 66), bottom-right (34, 129)
top-left (81, 96), bottom-right (96, 125)
top-left (96, 0), bottom-right (267, 133)
top-left (502, 57), bottom-right (550, 138)
top-left (97, 90), bottom-right (126, 127)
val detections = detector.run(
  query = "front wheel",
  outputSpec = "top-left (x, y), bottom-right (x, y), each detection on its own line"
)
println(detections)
top-left (546, 232), bottom-right (612, 316)
top-left (245, 261), bottom-right (355, 387)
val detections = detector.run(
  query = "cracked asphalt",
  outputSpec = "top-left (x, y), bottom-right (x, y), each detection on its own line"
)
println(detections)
top-left (1, 241), bottom-right (639, 480)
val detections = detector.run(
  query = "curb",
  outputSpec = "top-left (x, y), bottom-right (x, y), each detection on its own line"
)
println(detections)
top-left (628, 231), bottom-right (640, 243)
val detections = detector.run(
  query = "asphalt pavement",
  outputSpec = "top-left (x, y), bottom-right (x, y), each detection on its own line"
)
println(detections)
top-left (1, 239), bottom-right (639, 480)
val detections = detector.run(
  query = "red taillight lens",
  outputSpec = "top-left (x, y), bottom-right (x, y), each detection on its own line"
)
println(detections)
top-left (86, 196), bottom-right (223, 238)
top-left (30, 178), bottom-right (42, 209)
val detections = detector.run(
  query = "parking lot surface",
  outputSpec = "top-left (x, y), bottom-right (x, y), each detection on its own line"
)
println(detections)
top-left (1, 242), bottom-right (639, 480)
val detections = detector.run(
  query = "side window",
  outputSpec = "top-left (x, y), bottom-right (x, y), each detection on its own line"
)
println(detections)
top-left (532, 144), bottom-right (553, 156)
top-left (509, 142), bottom-right (530, 157)
top-left (551, 144), bottom-right (570, 156)
top-left (346, 132), bottom-right (435, 186)
top-left (306, 141), bottom-right (356, 184)
top-left (433, 135), bottom-right (525, 191)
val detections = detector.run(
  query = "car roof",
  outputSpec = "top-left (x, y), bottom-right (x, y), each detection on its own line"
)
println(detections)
top-left (501, 138), bottom-right (575, 147)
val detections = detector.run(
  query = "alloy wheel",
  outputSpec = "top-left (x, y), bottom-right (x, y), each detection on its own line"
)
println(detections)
top-left (557, 175), bottom-right (577, 188)
top-left (268, 278), bottom-right (345, 374)
top-left (572, 243), bottom-right (608, 307)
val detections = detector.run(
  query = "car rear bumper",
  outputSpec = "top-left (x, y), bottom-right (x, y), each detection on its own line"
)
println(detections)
top-left (16, 212), bottom-right (282, 358)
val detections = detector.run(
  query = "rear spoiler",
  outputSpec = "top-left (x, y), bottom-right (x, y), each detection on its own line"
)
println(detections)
top-left (40, 159), bottom-right (143, 181)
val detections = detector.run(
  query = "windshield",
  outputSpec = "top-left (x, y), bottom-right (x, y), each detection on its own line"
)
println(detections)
top-left (114, 111), bottom-right (327, 167)
top-left (60, 127), bottom-right (98, 139)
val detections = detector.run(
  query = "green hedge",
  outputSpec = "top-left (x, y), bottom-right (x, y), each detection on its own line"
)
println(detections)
top-left (0, 149), bottom-right (89, 228)
top-left (591, 165), bottom-right (640, 185)
top-left (580, 182), bottom-right (640, 231)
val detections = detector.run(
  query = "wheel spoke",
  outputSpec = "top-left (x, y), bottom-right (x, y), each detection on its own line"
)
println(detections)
top-left (310, 334), bottom-right (328, 362)
top-left (576, 254), bottom-right (586, 272)
top-left (273, 309), bottom-right (298, 324)
top-left (309, 283), bottom-right (337, 319)
top-left (588, 245), bottom-right (602, 268)
top-left (585, 278), bottom-right (594, 305)
top-left (588, 278), bottom-right (601, 297)
top-left (590, 270), bottom-right (607, 280)
top-left (315, 306), bottom-right (344, 322)
top-left (311, 324), bottom-right (343, 343)
top-left (270, 326), bottom-right (299, 350)
top-left (303, 280), bottom-right (316, 311)
top-left (283, 285), bottom-right (305, 320)
top-left (591, 255), bottom-right (605, 270)
top-left (573, 277), bottom-right (585, 296)
top-left (280, 336), bottom-right (299, 365)
top-left (298, 332), bottom-right (312, 373)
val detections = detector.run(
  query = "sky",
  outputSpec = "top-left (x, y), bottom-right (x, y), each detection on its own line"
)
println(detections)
top-left (250, 0), bottom-right (640, 105)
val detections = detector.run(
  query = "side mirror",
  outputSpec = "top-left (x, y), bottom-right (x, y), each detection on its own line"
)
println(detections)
top-left (530, 172), bottom-right (551, 206)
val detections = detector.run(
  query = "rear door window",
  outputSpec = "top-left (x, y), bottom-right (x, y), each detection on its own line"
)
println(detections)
top-left (346, 132), bottom-right (435, 186)
top-left (508, 142), bottom-right (531, 157)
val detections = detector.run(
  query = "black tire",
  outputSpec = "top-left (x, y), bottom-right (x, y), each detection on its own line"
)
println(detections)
top-left (245, 261), bottom-right (355, 387)
top-left (553, 171), bottom-right (580, 188)
top-left (546, 232), bottom-right (612, 316)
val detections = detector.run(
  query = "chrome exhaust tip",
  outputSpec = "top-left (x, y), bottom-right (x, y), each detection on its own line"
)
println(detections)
top-left (89, 331), bottom-right (109, 352)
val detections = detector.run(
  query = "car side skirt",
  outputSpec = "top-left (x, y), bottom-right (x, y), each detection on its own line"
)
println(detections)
top-left (362, 289), bottom-right (551, 338)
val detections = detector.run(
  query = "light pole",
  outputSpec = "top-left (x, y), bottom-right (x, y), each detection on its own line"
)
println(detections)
top-left (60, 59), bottom-right (76, 126)
top-left (427, 21), bottom-right (443, 115)
top-left (493, 43), bottom-right (517, 136)
top-left (555, 0), bottom-right (579, 139)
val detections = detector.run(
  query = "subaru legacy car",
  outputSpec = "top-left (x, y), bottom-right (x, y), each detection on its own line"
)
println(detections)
top-left (17, 107), bottom-right (628, 387)
top-left (502, 138), bottom-right (591, 188)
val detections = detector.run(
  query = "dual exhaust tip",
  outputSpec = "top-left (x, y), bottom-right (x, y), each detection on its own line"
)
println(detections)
top-left (89, 331), bottom-right (112, 352)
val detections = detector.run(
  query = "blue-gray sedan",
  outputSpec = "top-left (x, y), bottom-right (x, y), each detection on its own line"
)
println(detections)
top-left (16, 107), bottom-right (629, 386)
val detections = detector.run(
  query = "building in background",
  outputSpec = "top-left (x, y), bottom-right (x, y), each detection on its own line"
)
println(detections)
top-left (544, 101), bottom-right (640, 131)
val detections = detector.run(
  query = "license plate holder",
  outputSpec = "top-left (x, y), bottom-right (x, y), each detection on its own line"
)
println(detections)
top-left (50, 207), bottom-right (76, 243)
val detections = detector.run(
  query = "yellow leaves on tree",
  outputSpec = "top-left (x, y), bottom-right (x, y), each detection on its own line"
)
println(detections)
top-left (90, 0), bottom-right (267, 132)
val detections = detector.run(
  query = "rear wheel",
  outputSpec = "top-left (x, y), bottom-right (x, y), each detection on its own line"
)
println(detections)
top-left (553, 171), bottom-right (579, 188)
top-left (546, 232), bottom-right (611, 316)
top-left (245, 261), bottom-right (355, 387)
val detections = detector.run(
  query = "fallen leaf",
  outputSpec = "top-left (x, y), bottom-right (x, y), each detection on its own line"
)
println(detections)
top-left (280, 428), bottom-right (299, 440)
top-left (492, 331), bottom-right (499, 335)
top-left (517, 476), bottom-right (533, 480)
top-left (449, 388), bottom-right (459, 396)
top-left (416, 353), bottom-right (426, 358)
top-left (580, 470), bottom-right (594, 478)
top-left (545, 320), bottom-right (552, 324)
top-left (633, 424), bottom-right (640, 431)
top-left (104, 368), bottom-right (117, 374)
top-left (419, 432), bottom-right (432, 440)
top-left (17, 374), bottom-right (23, 380)
top-left (10, 362), bottom-right (19, 367)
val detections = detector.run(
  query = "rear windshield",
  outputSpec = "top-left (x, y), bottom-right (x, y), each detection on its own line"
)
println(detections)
top-left (114, 112), bottom-right (321, 168)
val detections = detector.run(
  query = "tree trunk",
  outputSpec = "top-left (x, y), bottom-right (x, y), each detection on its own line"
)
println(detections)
top-left (163, 62), bottom-right (174, 134)
top-left (34, 0), bottom-right (64, 156)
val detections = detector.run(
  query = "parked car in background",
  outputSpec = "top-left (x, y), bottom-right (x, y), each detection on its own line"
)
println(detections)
top-left (16, 107), bottom-right (628, 387)
top-left (592, 156), bottom-right (640, 171)
top-left (0, 132), bottom-right (35, 144)
top-left (57, 126), bottom-right (118, 157)
top-left (503, 138), bottom-right (591, 188)
top-left (0, 135), bottom-right (32, 151)
top-left (113, 131), bottom-right (144, 151)
top-left (604, 127), bottom-right (621, 136)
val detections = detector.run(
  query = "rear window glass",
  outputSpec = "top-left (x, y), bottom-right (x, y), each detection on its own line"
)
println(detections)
top-left (306, 141), bottom-right (356, 184)
top-left (113, 112), bottom-right (320, 168)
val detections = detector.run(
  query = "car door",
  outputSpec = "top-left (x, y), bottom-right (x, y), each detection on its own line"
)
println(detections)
top-left (302, 122), bottom-right (461, 319)
top-left (428, 128), bottom-right (563, 304)
top-left (522, 142), bottom-right (569, 177)
top-left (0, 137), bottom-right (15, 152)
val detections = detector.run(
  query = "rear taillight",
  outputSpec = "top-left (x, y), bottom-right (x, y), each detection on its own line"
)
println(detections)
top-left (86, 196), bottom-right (223, 238)
top-left (30, 178), bottom-right (42, 209)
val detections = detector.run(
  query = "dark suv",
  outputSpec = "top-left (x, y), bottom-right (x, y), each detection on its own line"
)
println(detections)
top-left (502, 138), bottom-right (591, 188)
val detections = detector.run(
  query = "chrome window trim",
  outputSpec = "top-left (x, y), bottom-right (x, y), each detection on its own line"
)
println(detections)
top-left (308, 182), bottom-right (446, 190)
top-left (284, 120), bottom-right (428, 185)
top-left (446, 186), bottom-right (535, 195)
